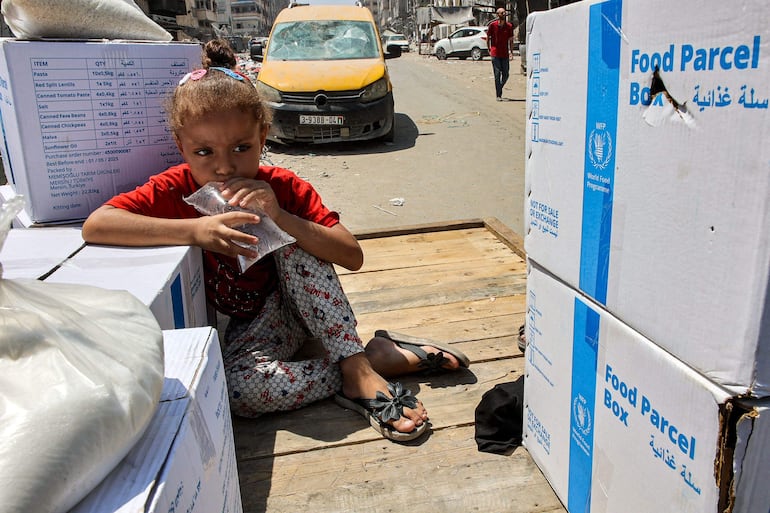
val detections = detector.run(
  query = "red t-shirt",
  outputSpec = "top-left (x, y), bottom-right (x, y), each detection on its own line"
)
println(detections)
top-left (487, 20), bottom-right (514, 58)
top-left (106, 163), bottom-right (340, 319)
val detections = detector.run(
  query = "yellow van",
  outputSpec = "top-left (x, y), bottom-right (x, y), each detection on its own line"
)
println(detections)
top-left (254, 4), bottom-right (401, 144)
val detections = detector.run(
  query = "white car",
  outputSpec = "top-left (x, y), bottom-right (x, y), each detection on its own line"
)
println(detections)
top-left (433, 26), bottom-right (489, 61)
top-left (382, 33), bottom-right (410, 53)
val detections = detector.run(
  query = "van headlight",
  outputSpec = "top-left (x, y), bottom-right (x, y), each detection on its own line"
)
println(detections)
top-left (360, 78), bottom-right (389, 102)
top-left (256, 81), bottom-right (282, 103)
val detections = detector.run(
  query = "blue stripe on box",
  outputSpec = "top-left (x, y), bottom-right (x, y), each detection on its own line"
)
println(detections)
top-left (579, 0), bottom-right (622, 305)
top-left (171, 273), bottom-right (185, 329)
top-left (568, 298), bottom-right (600, 512)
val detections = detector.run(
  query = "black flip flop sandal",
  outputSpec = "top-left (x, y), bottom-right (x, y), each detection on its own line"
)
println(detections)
top-left (374, 329), bottom-right (470, 374)
top-left (334, 382), bottom-right (428, 442)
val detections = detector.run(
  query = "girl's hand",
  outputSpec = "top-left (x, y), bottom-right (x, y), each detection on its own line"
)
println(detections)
top-left (192, 211), bottom-right (261, 259)
top-left (219, 178), bottom-right (282, 221)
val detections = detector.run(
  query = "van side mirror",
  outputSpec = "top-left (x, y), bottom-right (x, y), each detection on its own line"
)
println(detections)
top-left (250, 44), bottom-right (264, 62)
top-left (385, 44), bottom-right (402, 59)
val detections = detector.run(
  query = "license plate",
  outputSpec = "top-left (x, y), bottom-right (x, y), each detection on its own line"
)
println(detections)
top-left (299, 115), bottom-right (344, 125)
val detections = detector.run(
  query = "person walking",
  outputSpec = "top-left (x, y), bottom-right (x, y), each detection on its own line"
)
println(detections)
top-left (487, 7), bottom-right (514, 100)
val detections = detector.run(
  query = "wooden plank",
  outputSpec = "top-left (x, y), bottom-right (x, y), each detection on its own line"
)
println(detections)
top-left (339, 257), bottom-right (526, 294)
top-left (355, 225), bottom-right (495, 253)
top-left (340, 266), bottom-right (527, 311)
top-left (344, 279), bottom-right (526, 314)
top-left (353, 294), bottom-right (527, 340)
top-left (238, 425), bottom-right (566, 513)
top-left (484, 216), bottom-right (526, 260)
top-left (352, 218), bottom-right (486, 240)
top-left (339, 227), bottom-right (517, 274)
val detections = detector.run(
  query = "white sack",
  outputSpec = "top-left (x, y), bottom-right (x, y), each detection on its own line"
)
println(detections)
top-left (1, 0), bottom-right (173, 41)
top-left (0, 196), bottom-right (165, 513)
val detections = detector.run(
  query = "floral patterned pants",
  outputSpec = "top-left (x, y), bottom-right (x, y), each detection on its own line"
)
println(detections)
top-left (222, 245), bottom-right (364, 417)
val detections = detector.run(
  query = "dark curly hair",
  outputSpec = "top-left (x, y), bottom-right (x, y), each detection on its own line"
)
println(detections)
top-left (201, 38), bottom-right (237, 69)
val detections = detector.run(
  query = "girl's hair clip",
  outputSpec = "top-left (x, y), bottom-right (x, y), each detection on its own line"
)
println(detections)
top-left (210, 66), bottom-right (246, 81)
top-left (179, 68), bottom-right (207, 85)
top-left (178, 67), bottom-right (247, 85)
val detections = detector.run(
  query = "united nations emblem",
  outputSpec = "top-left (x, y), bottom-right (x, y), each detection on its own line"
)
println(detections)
top-left (588, 128), bottom-right (613, 169)
top-left (572, 393), bottom-right (593, 437)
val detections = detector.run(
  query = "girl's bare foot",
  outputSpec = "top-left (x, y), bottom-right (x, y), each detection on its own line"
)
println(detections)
top-left (364, 332), bottom-right (466, 376)
top-left (338, 353), bottom-right (428, 435)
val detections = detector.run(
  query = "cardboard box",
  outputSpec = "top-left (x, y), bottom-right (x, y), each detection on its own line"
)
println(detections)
top-left (46, 244), bottom-right (207, 330)
top-left (0, 226), bottom-right (84, 279)
top-left (524, 0), bottom-right (770, 395)
top-left (70, 327), bottom-right (243, 513)
top-left (0, 184), bottom-right (85, 228)
top-left (523, 263), bottom-right (770, 513)
top-left (0, 39), bottom-right (200, 224)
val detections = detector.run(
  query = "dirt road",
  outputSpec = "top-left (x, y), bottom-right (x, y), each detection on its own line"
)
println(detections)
top-left (263, 50), bottom-right (528, 237)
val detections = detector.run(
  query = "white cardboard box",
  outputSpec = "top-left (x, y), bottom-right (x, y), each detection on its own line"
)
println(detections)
top-left (46, 244), bottom-right (207, 330)
top-left (0, 39), bottom-right (200, 224)
top-left (523, 263), bottom-right (770, 513)
top-left (0, 184), bottom-right (84, 228)
top-left (524, 0), bottom-right (770, 396)
top-left (70, 327), bottom-right (243, 513)
top-left (0, 226), bottom-right (84, 279)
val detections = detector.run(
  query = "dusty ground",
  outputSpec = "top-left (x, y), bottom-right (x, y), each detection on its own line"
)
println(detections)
top-left (262, 49), bottom-right (528, 237)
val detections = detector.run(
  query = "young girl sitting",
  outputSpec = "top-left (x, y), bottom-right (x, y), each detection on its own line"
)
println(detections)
top-left (82, 44), bottom-right (467, 442)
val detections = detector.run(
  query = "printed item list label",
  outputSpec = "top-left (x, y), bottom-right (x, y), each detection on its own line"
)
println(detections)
top-left (33, 57), bottom-right (188, 152)
top-left (31, 56), bottom-right (190, 198)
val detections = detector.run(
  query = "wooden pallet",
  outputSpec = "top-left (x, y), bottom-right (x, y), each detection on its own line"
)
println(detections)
top-left (232, 218), bottom-right (566, 513)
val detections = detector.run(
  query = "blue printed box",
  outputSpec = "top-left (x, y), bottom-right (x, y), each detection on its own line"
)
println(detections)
top-left (523, 263), bottom-right (770, 513)
top-left (523, 0), bottom-right (770, 396)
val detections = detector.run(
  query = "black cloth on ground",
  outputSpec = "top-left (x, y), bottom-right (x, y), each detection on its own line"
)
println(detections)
top-left (474, 376), bottom-right (524, 454)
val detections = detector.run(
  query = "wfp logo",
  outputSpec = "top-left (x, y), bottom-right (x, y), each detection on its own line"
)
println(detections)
top-left (572, 394), bottom-right (592, 437)
top-left (588, 127), bottom-right (612, 169)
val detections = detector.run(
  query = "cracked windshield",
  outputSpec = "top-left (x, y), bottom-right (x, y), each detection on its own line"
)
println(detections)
top-left (267, 20), bottom-right (379, 60)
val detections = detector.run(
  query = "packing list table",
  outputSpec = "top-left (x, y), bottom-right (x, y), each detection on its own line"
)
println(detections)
top-left (34, 56), bottom-right (189, 153)
top-left (0, 40), bottom-right (201, 224)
